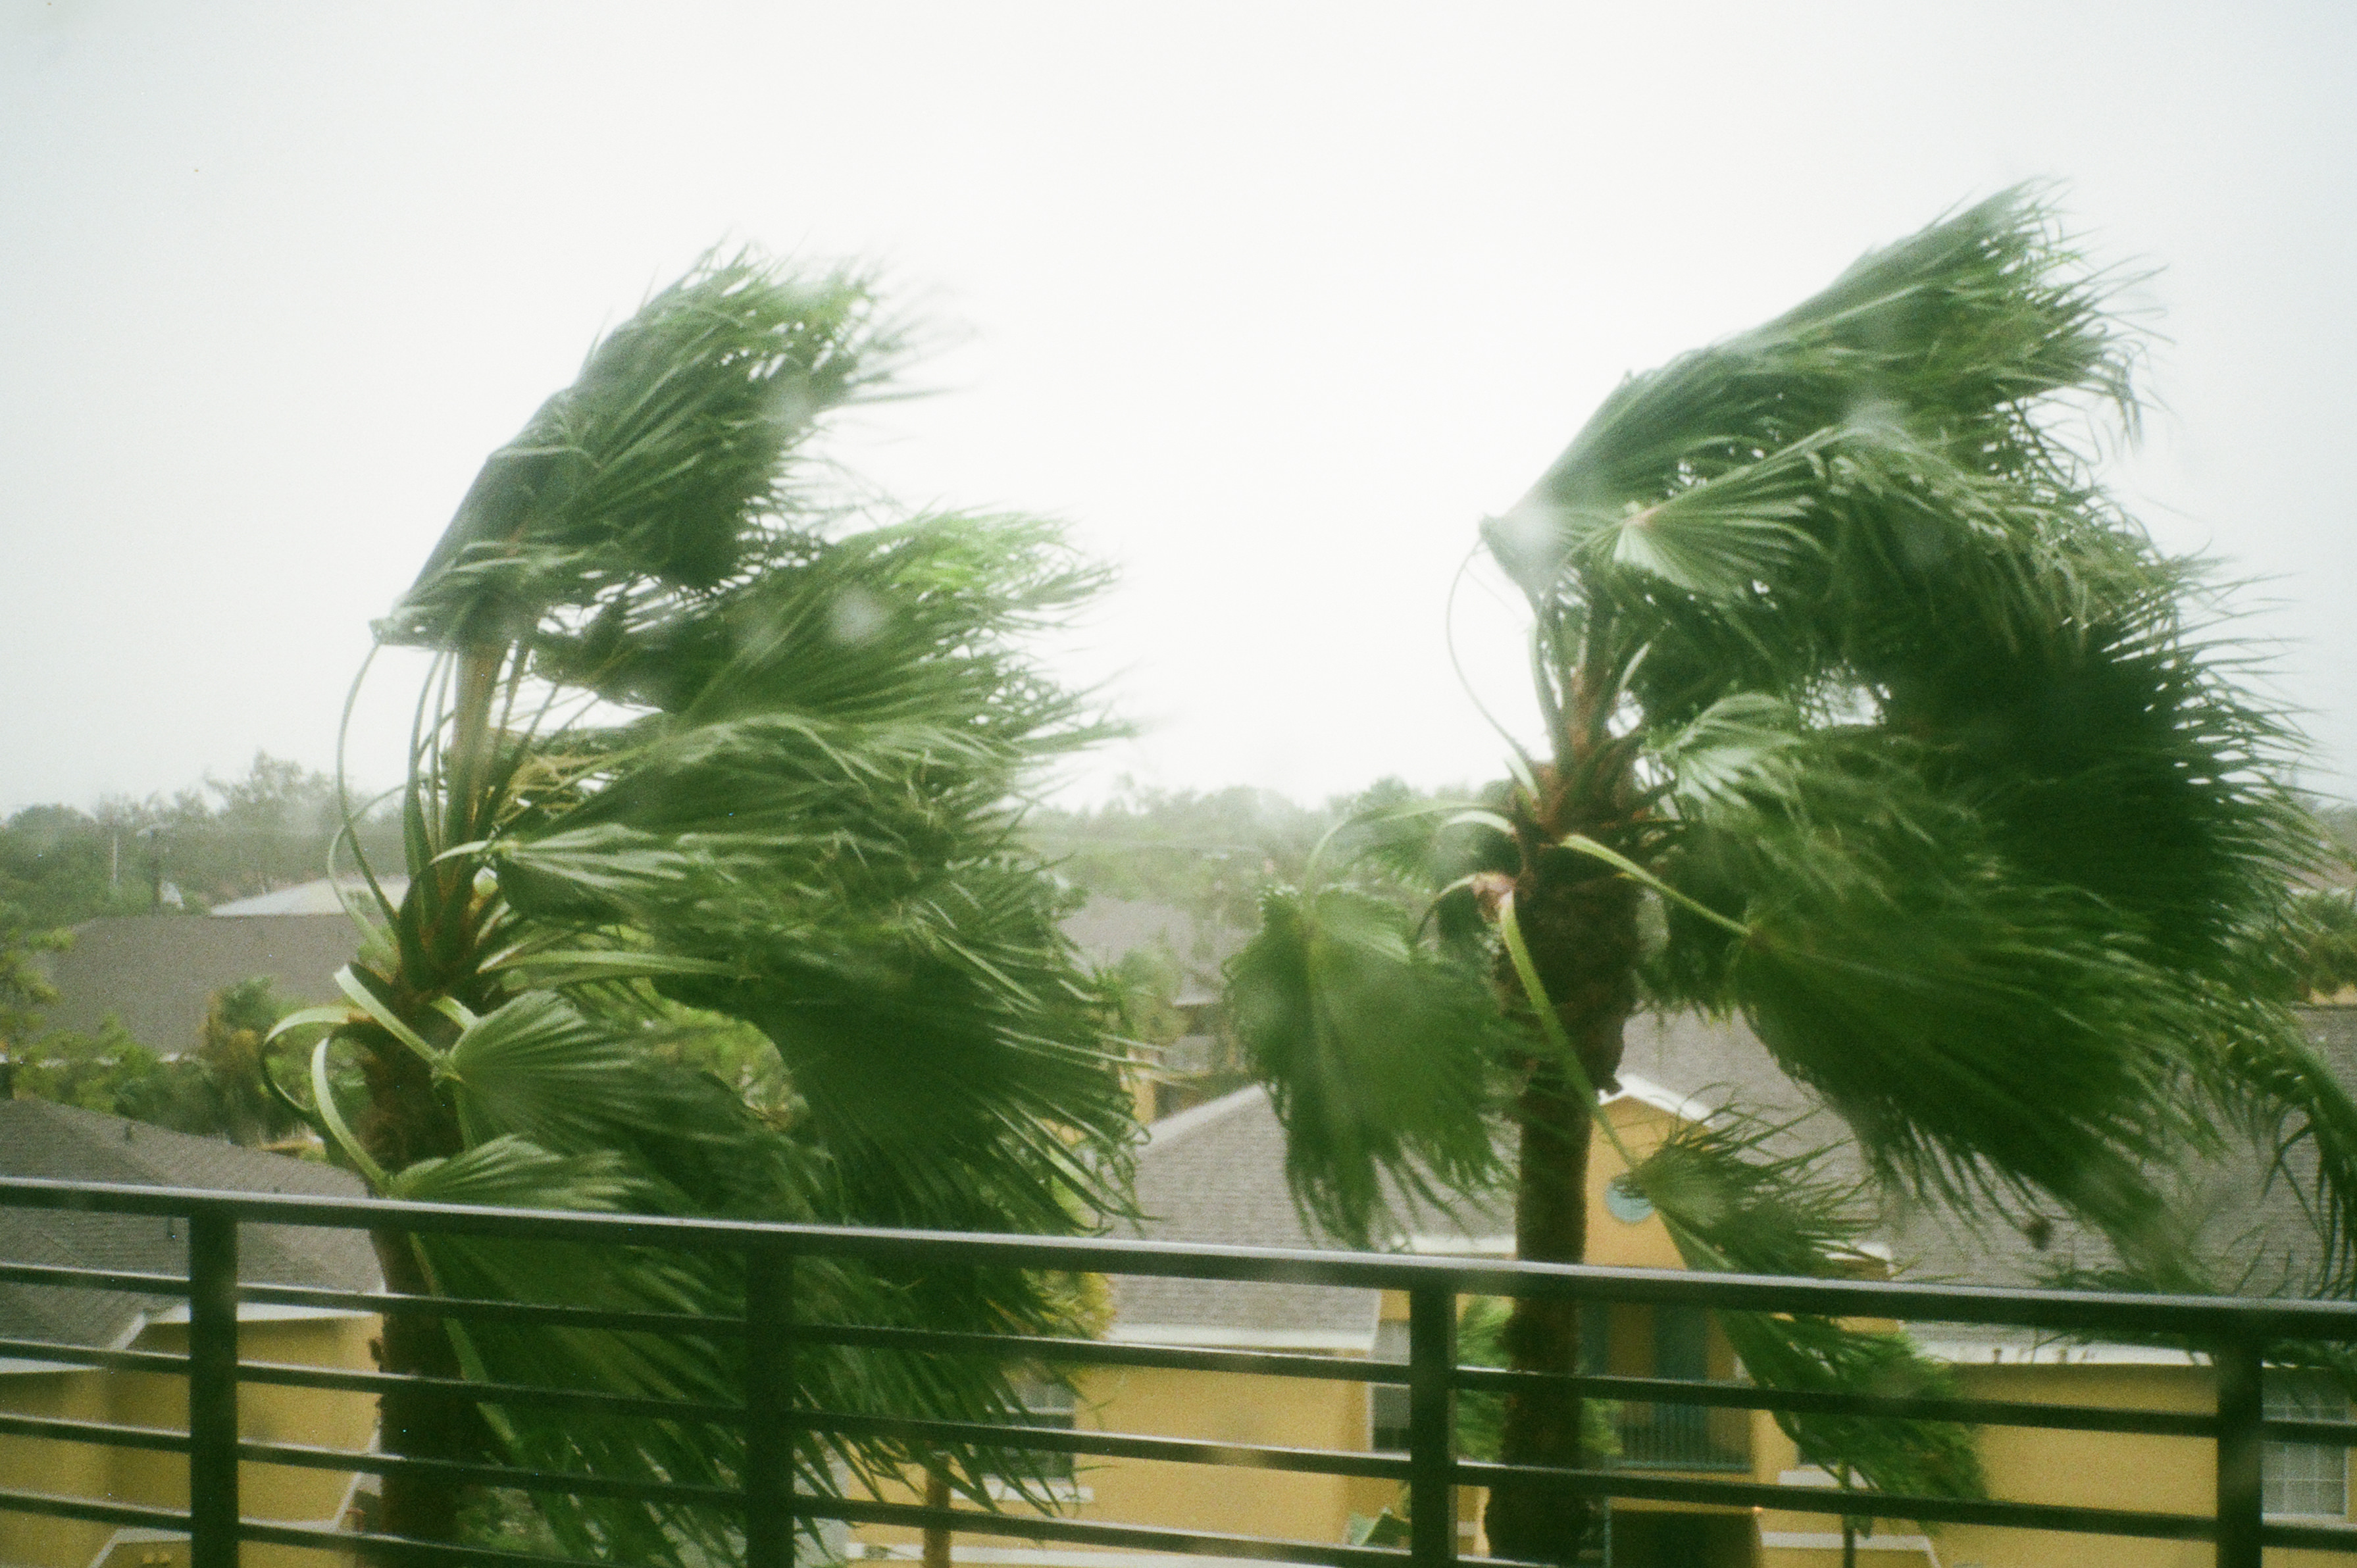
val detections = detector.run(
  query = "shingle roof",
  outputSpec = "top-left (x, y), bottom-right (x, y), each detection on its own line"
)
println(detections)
top-left (41, 913), bottom-right (365, 1053)
top-left (1112, 1086), bottom-right (1383, 1350)
top-left (0, 1100), bottom-right (378, 1352)
top-left (1059, 897), bottom-right (1247, 991)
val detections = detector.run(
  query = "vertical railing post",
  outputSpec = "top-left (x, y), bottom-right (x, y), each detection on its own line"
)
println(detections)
top-left (746, 1244), bottom-right (797, 1568)
top-left (186, 1206), bottom-right (238, 1568)
top-left (2215, 1330), bottom-right (2264, 1568)
top-left (1407, 1285), bottom-right (1457, 1568)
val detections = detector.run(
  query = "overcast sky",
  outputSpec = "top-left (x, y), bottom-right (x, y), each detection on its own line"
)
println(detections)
top-left (4, 2), bottom-right (2352, 816)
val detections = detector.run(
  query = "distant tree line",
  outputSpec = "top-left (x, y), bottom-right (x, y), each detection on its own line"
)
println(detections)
top-left (1025, 776), bottom-right (1463, 930)
top-left (1, 750), bottom-right (401, 926)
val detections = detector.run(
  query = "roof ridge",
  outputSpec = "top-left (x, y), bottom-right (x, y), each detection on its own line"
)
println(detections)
top-left (1142, 1082), bottom-right (1268, 1154)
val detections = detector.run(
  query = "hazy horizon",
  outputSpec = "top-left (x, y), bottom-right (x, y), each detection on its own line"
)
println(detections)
top-left (7, 3), bottom-right (2354, 814)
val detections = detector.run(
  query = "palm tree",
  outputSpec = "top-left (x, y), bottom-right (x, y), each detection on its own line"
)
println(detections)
top-left (266, 255), bottom-right (1139, 1559)
top-left (1226, 190), bottom-right (2357, 1563)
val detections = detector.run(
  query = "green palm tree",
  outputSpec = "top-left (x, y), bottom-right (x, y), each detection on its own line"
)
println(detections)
top-left (1226, 190), bottom-right (2357, 1563)
top-left (266, 256), bottom-right (1138, 1559)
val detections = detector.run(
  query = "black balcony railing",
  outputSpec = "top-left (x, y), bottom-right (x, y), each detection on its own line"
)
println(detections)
top-left (1, 1175), bottom-right (2354, 1568)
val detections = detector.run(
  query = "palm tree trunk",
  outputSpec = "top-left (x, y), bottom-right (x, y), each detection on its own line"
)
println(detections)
top-left (1488, 1062), bottom-right (1598, 1560)
top-left (924, 1463), bottom-right (953, 1568)
top-left (359, 1032), bottom-right (473, 1557)
top-left (371, 1228), bottom-right (474, 1555)
top-left (1484, 819), bottom-right (1642, 1566)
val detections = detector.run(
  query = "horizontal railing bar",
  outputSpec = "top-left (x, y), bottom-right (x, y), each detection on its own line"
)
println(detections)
top-left (241, 1517), bottom-right (634, 1568)
top-left (239, 1438), bottom-right (739, 1507)
top-left (0, 1410), bottom-right (188, 1453)
top-left (2265, 1417), bottom-right (2357, 1446)
top-left (805, 1407), bottom-right (1413, 1482)
top-left (814, 1493), bottom-right (1409, 1568)
top-left (809, 1321), bottom-right (1407, 1382)
top-left (0, 1486), bottom-right (189, 1532)
top-left (11, 1175), bottom-right (2357, 1341)
top-left (1458, 1459), bottom-right (2216, 1541)
top-left (0, 1259), bottom-right (190, 1296)
top-left (1455, 1366), bottom-right (2219, 1438)
top-left (2267, 1519), bottom-right (2357, 1551)
top-left (240, 1280), bottom-right (736, 1336)
top-left (238, 1357), bottom-right (746, 1425)
top-left (0, 1336), bottom-right (189, 1376)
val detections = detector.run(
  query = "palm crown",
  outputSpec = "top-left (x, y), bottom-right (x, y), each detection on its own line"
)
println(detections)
top-left (271, 255), bottom-right (1138, 1558)
top-left (1227, 190), bottom-right (2353, 1560)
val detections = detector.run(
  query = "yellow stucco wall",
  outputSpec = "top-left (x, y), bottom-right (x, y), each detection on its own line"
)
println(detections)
top-left (851, 1365), bottom-right (1375, 1553)
top-left (0, 1312), bottom-right (376, 1568)
top-left (1763, 1360), bottom-right (2349, 1568)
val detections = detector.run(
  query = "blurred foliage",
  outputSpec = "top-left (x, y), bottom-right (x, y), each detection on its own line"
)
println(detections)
top-left (2277, 886), bottom-right (2357, 1001)
top-left (5, 972), bottom-right (314, 1149)
top-left (0, 901), bottom-right (67, 1050)
top-left (1026, 782), bottom-right (1338, 931)
top-left (1025, 776), bottom-right (1475, 932)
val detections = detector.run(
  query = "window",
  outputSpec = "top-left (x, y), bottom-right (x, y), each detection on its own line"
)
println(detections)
top-left (1015, 1373), bottom-right (1077, 1480)
top-left (982, 1371), bottom-right (1078, 1490)
top-left (2264, 1371), bottom-right (2348, 1519)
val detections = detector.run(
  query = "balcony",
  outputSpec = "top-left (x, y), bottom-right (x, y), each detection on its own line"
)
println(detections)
top-left (1, 1175), bottom-right (2354, 1568)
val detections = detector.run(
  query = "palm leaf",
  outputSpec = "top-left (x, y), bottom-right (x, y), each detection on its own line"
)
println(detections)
top-left (1225, 884), bottom-right (1513, 1246)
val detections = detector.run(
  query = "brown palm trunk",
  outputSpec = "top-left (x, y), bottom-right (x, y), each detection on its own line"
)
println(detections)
top-left (924, 1463), bottom-right (953, 1568)
top-left (1484, 812), bottom-right (1641, 1566)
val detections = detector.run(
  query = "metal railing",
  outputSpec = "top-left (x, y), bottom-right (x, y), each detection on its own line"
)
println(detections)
top-left (1, 1175), bottom-right (2355, 1568)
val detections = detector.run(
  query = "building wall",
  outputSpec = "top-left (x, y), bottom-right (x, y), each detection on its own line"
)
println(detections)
top-left (0, 1367), bottom-right (114, 1568)
top-left (0, 1313), bottom-right (376, 1568)
top-left (849, 1366), bottom-right (1372, 1555)
top-left (1757, 1359), bottom-right (2357, 1568)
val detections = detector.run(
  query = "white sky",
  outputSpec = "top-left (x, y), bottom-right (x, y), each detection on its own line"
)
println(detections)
top-left (4, 1), bottom-right (2353, 814)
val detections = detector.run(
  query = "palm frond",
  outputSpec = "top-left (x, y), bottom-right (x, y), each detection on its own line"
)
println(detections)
top-left (1488, 186), bottom-right (2130, 604)
top-left (1225, 884), bottom-right (1513, 1246)
top-left (1658, 740), bottom-right (2226, 1247)
top-left (386, 256), bottom-right (900, 650)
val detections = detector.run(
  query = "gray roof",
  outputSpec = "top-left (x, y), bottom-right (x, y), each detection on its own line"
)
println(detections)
top-left (41, 913), bottom-right (364, 1053)
top-left (212, 876), bottom-right (409, 917)
top-left (1113, 1087), bottom-right (1384, 1350)
top-left (1061, 897), bottom-right (1246, 980)
top-left (0, 1100), bottom-right (378, 1352)
top-left (1115, 1008), bottom-right (2357, 1344)
top-left (1112, 1085), bottom-right (1514, 1350)
top-left (1623, 1006), bottom-right (2357, 1294)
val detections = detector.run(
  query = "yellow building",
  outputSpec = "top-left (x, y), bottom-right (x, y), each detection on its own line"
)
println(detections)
top-left (0, 1100), bottom-right (380, 1568)
top-left (852, 1005), bottom-right (2357, 1568)
top-left (851, 1071), bottom-right (1766, 1564)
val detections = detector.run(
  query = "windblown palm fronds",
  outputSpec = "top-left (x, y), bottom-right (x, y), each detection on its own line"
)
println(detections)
top-left (268, 254), bottom-right (1137, 1559)
top-left (1227, 189), bottom-right (2343, 1565)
